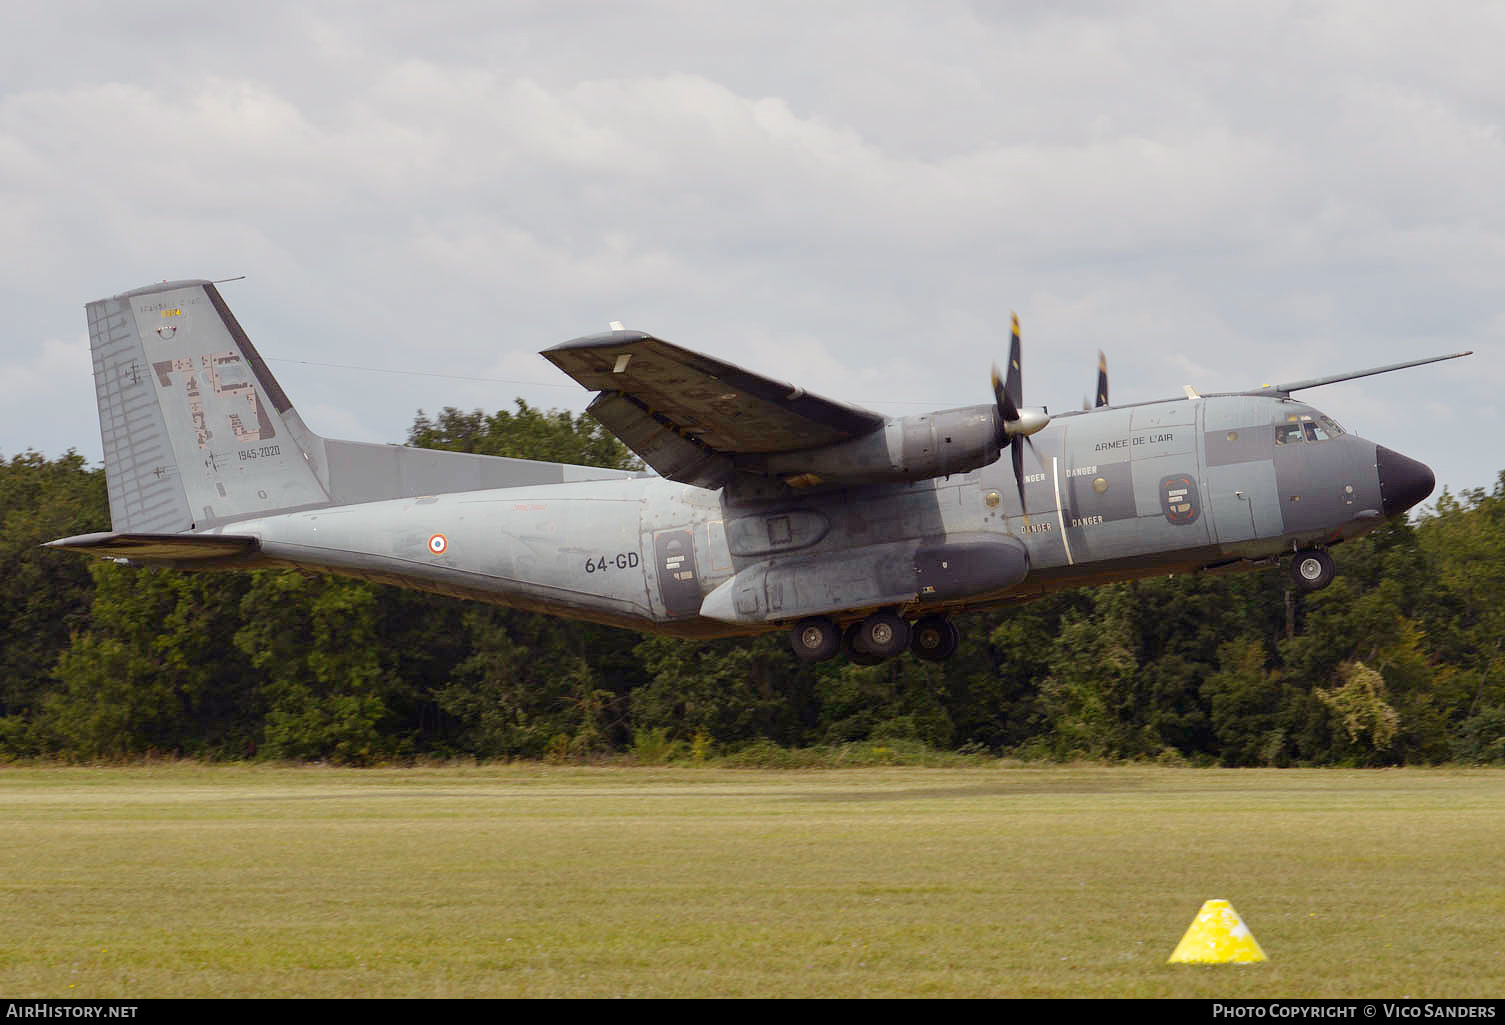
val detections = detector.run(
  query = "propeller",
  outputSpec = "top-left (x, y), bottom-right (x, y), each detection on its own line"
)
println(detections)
top-left (1083, 351), bottom-right (1110, 410)
top-left (991, 313), bottom-right (1051, 512)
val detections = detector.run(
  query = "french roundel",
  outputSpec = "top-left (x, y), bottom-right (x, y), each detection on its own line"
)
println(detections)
top-left (428, 534), bottom-right (448, 555)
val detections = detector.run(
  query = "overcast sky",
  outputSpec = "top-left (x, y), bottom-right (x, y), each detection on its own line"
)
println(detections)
top-left (3, 1), bottom-right (1501, 503)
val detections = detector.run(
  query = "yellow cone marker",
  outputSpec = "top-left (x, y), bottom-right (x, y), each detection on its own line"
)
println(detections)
top-left (1167, 899), bottom-right (1268, 964)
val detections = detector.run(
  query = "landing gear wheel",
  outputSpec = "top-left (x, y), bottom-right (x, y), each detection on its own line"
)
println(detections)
top-left (790, 617), bottom-right (841, 661)
top-left (910, 615), bottom-right (960, 661)
top-left (842, 623), bottom-right (887, 666)
top-left (1290, 550), bottom-right (1336, 592)
top-left (858, 610), bottom-right (911, 659)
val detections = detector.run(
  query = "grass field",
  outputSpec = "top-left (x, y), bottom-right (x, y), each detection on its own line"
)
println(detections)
top-left (2, 763), bottom-right (1503, 998)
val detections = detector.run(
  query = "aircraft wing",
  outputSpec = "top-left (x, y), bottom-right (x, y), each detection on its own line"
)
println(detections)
top-left (542, 330), bottom-right (887, 487)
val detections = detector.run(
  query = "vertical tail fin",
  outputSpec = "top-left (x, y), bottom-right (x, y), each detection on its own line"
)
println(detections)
top-left (88, 280), bottom-right (331, 532)
top-left (86, 279), bottom-right (642, 538)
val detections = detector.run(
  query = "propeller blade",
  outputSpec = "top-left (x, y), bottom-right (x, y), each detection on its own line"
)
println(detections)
top-left (991, 363), bottom-right (1019, 422)
top-left (991, 312), bottom-right (1050, 514)
top-left (1005, 313), bottom-right (1023, 412)
top-left (1095, 351), bottom-right (1109, 407)
top-left (1011, 435), bottom-right (1047, 515)
top-left (1011, 436), bottom-right (1025, 513)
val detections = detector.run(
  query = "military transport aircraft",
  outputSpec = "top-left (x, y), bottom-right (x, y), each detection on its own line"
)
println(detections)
top-left (48, 279), bottom-right (1468, 664)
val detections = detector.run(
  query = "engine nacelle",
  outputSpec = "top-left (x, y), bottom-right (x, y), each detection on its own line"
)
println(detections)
top-left (750, 404), bottom-right (1001, 486)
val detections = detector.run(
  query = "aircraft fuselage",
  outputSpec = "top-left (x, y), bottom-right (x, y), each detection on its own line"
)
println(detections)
top-left (51, 279), bottom-right (1447, 660)
top-left (203, 391), bottom-right (1428, 638)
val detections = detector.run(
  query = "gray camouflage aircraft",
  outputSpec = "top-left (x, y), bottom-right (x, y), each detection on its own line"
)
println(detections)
top-left (48, 279), bottom-right (1468, 663)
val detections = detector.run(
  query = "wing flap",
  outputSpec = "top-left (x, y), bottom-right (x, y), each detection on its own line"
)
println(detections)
top-left (542, 331), bottom-right (886, 483)
top-left (586, 392), bottom-right (733, 489)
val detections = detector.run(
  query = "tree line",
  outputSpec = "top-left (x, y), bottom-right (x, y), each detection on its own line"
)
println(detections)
top-left (3, 400), bottom-right (1503, 765)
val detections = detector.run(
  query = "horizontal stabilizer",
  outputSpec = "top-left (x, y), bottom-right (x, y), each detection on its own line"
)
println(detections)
top-left (44, 532), bottom-right (260, 562)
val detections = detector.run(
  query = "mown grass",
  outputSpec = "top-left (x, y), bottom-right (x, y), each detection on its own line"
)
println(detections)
top-left (2, 763), bottom-right (1502, 998)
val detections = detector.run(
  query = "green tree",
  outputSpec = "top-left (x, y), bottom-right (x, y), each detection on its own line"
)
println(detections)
top-left (813, 653), bottom-right (956, 748)
top-left (233, 572), bottom-right (399, 764)
top-left (630, 634), bottom-right (816, 749)
top-left (1025, 585), bottom-right (1159, 760)
top-left (1415, 481), bottom-right (1505, 723)
top-left (408, 401), bottom-right (638, 469)
top-left (43, 565), bottom-right (255, 758)
top-left (0, 451), bottom-right (109, 751)
top-left (1201, 636), bottom-right (1285, 765)
top-left (960, 601), bottom-right (1066, 752)
top-left (435, 606), bottom-right (630, 758)
top-left (1316, 660), bottom-right (1400, 761)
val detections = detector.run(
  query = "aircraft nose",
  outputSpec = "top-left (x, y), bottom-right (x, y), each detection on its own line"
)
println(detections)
top-left (1376, 445), bottom-right (1435, 517)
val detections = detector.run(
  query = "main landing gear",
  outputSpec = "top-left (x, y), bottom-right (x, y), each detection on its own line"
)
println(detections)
top-left (789, 610), bottom-right (960, 663)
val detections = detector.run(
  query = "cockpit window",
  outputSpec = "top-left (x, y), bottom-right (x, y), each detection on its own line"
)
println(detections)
top-left (1274, 413), bottom-right (1343, 445)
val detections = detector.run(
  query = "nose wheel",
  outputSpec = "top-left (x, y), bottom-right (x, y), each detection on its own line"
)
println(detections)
top-left (1289, 550), bottom-right (1336, 592)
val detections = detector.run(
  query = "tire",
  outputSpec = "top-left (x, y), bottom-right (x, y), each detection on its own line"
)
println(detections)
top-left (858, 610), bottom-right (911, 659)
top-left (842, 623), bottom-right (887, 666)
top-left (790, 617), bottom-right (841, 661)
top-left (910, 615), bottom-right (960, 661)
top-left (1290, 550), bottom-right (1336, 592)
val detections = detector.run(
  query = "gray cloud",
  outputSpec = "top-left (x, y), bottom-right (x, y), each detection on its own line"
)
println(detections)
top-left (2, 0), bottom-right (1499, 499)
